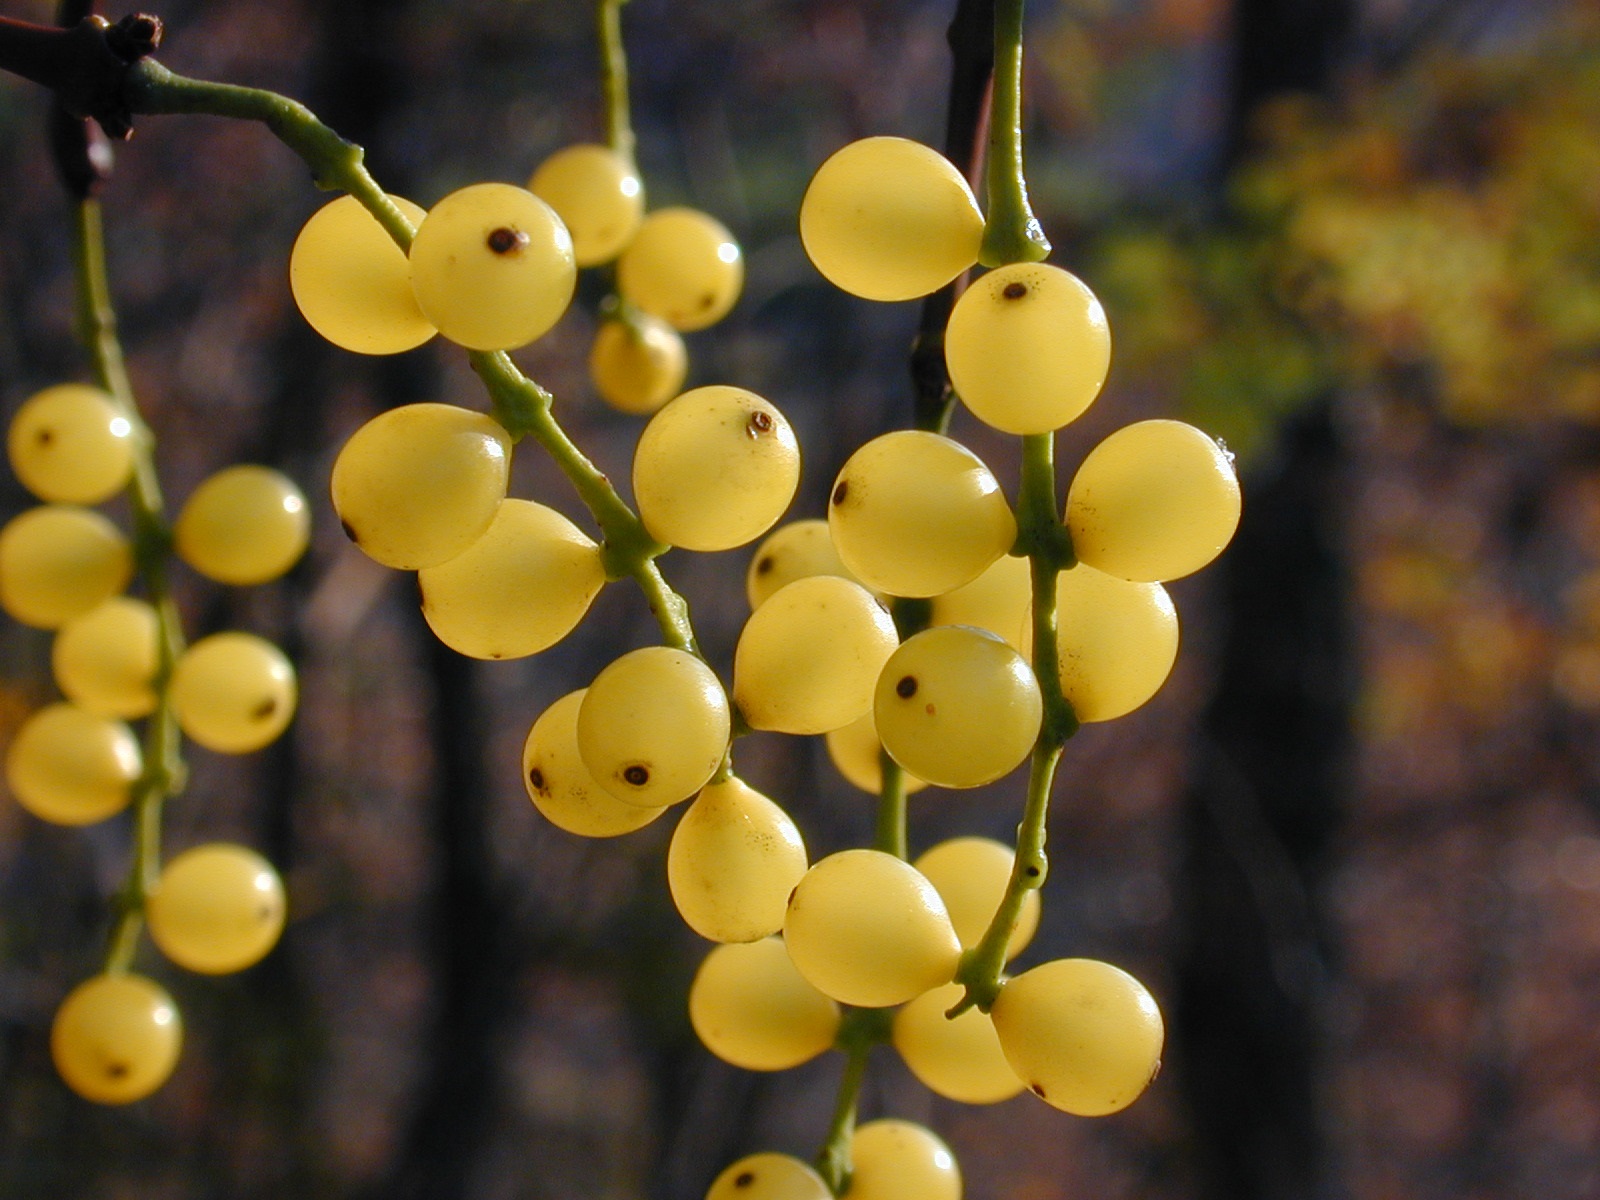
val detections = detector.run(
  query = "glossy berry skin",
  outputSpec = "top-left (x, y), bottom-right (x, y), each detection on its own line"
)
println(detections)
top-left (4, 702), bottom-right (140, 825)
top-left (800, 137), bottom-right (983, 302)
top-left (688, 937), bottom-right (839, 1070)
top-left (893, 982), bottom-right (1023, 1104)
top-left (745, 518), bottom-right (860, 611)
top-left (7, 383), bottom-right (134, 504)
top-left (990, 957), bottom-right (1165, 1116)
top-left (1066, 418), bottom-right (1242, 583)
top-left (632, 386), bottom-right (801, 552)
top-left (589, 313), bottom-right (687, 416)
top-left (290, 194), bottom-right (436, 355)
top-left (914, 836), bottom-right (1039, 958)
top-left (52, 596), bottom-right (159, 719)
top-left (873, 624), bottom-right (1042, 789)
top-left (782, 849), bottom-right (961, 1008)
top-left (0, 505), bottom-right (132, 630)
top-left (408, 182), bottom-right (576, 351)
top-left (704, 1154), bottom-right (832, 1200)
top-left (668, 777), bottom-right (808, 943)
top-left (522, 690), bottom-right (664, 838)
top-left (330, 403), bottom-right (510, 571)
top-left (51, 973), bottom-right (182, 1105)
top-left (733, 575), bottom-right (899, 735)
top-left (170, 632), bottom-right (297, 754)
top-left (617, 208), bottom-right (743, 332)
top-left (944, 262), bottom-right (1111, 434)
top-left (147, 844), bottom-right (286, 975)
top-left (843, 1120), bottom-right (962, 1200)
top-left (1054, 564), bottom-right (1179, 723)
top-left (418, 499), bottom-right (605, 661)
top-left (577, 647), bottom-right (730, 808)
top-left (175, 465), bottom-right (310, 586)
top-left (529, 143), bottom-right (644, 267)
top-left (828, 430), bottom-right (1015, 599)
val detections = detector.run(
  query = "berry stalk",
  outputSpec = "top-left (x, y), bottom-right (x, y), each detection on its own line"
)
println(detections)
top-left (598, 0), bottom-right (636, 171)
top-left (978, 0), bottom-right (1049, 267)
top-left (71, 197), bottom-right (187, 974)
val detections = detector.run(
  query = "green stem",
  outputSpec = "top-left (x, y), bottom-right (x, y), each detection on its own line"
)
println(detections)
top-left (121, 61), bottom-right (704, 658)
top-left (873, 754), bottom-right (908, 860)
top-left (978, 0), bottom-right (1049, 267)
top-left (815, 1007), bottom-right (891, 1195)
top-left (597, 0), bottom-right (635, 170)
top-left (74, 198), bottom-right (187, 976)
top-left (123, 60), bottom-right (417, 250)
top-left (951, 434), bottom-right (1077, 1012)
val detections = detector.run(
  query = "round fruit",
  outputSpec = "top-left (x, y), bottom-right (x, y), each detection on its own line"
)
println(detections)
top-left (632, 386), bottom-right (801, 552)
top-left (409, 182), bottom-right (576, 350)
top-left (1066, 419), bottom-right (1242, 582)
top-left (7, 382), bottom-right (134, 504)
top-left (928, 552), bottom-right (1032, 655)
top-left (522, 690), bottom-right (664, 838)
top-left (705, 1154), bottom-right (831, 1200)
top-left (667, 777), bottom-right (808, 943)
top-left (783, 849), bottom-right (960, 1008)
top-left (689, 937), bottom-right (839, 1070)
top-left (617, 207), bottom-right (743, 331)
top-left (0, 505), bottom-right (131, 629)
top-left (330, 403), bottom-right (510, 571)
top-left (800, 137), bottom-right (983, 302)
top-left (733, 575), bottom-right (899, 735)
top-left (843, 1120), bottom-right (961, 1200)
top-left (5, 702), bottom-right (140, 825)
top-left (823, 708), bottom-right (927, 796)
top-left (829, 431), bottom-right (1014, 598)
top-left (589, 312), bottom-right (687, 415)
top-left (147, 844), bottom-right (286, 974)
top-left (418, 499), bottom-right (605, 660)
top-left (892, 982), bottom-right (1023, 1104)
top-left (170, 632), bottom-right (296, 754)
top-left (873, 625), bottom-right (1042, 789)
top-left (577, 647), bottom-right (730, 807)
top-left (1054, 564), bottom-right (1179, 723)
top-left (289, 193), bottom-right (436, 354)
top-left (990, 957), bottom-right (1164, 1116)
top-left (52, 596), bottom-right (159, 719)
top-left (914, 837), bottom-right (1039, 959)
top-left (51, 973), bottom-right (182, 1105)
top-left (945, 262), bottom-right (1111, 434)
top-left (745, 519), bottom-right (859, 611)
top-left (529, 143), bottom-right (644, 266)
top-left (174, 465), bottom-right (310, 586)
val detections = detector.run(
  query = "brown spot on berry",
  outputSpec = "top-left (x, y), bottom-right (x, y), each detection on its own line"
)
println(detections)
top-left (623, 764), bottom-right (650, 787)
top-left (1025, 865), bottom-right (1040, 877)
top-left (35, 428), bottom-right (53, 446)
top-left (746, 411), bottom-right (773, 437)
top-left (896, 675), bottom-right (918, 698)
top-left (251, 698), bottom-right (278, 721)
top-left (832, 481), bottom-right (849, 505)
top-left (924, 703), bottom-right (936, 716)
top-left (734, 1172), bottom-right (756, 1188)
top-left (340, 519), bottom-right (358, 543)
top-left (755, 555), bottom-right (774, 575)
top-left (528, 767), bottom-right (547, 793)
top-left (1003, 281), bottom-right (1028, 300)
top-left (1030, 1082), bottom-right (1047, 1099)
top-left (107, 1062), bottom-right (129, 1079)
top-left (487, 227), bottom-right (529, 255)
top-left (699, 293), bottom-right (716, 310)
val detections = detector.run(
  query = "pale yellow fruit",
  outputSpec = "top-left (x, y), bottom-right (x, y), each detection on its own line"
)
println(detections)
top-left (892, 982), bottom-right (1023, 1104)
top-left (689, 937), bottom-right (839, 1070)
top-left (668, 777), bottom-right (808, 943)
top-left (1054, 564), bottom-right (1179, 723)
top-left (522, 691), bottom-right (663, 838)
top-left (51, 973), bottom-right (182, 1105)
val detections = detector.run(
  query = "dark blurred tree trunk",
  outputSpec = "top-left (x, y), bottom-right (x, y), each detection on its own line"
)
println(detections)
top-left (1174, 3), bottom-right (1356, 1199)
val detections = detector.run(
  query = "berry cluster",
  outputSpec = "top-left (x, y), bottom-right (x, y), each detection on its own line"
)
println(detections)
top-left (0, 381), bottom-right (301, 1102)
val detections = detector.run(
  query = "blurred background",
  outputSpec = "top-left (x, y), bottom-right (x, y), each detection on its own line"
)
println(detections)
top-left (2, 0), bottom-right (1599, 1196)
